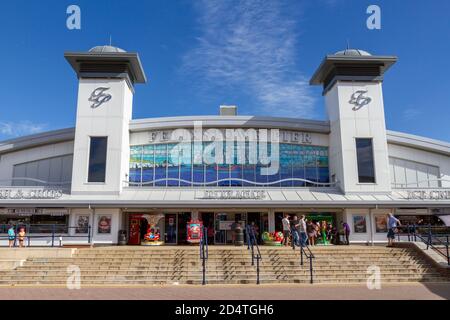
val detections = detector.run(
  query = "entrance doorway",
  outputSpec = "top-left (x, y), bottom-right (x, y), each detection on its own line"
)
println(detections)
top-left (200, 212), bottom-right (215, 244)
top-left (177, 212), bottom-right (191, 244)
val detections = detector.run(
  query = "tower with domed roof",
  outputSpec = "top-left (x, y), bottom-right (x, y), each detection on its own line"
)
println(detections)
top-left (65, 45), bottom-right (147, 195)
top-left (311, 49), bottom-right (397, 194)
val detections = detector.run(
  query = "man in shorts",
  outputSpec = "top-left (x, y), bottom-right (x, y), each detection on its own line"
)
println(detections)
top-left (386, 213), bottom-right (401, 247)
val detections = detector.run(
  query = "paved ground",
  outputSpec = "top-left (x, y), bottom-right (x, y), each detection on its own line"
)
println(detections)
top-left (0, 283), bottom-right (449, 300)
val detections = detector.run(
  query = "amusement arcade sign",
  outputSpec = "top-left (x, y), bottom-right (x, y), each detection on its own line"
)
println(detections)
top-left (198, 190), bottom-right (267, 200)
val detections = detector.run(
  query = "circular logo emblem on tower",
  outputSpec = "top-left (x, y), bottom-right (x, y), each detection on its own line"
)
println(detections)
top-left (89, 87), bottom-right (112, 109)
top-left (349, 90), bottom-right (371, 110)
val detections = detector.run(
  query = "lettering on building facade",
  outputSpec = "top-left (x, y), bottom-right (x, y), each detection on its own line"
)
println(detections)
top-left (406, 190), bottom-right (450, 200)
top-left (197, 190), bottom-right (267, 200)
top-left (0, 188), bottom-right (63, 200)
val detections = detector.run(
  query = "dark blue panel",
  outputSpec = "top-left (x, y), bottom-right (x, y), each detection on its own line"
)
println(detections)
top-left (154, 166), bottom-right (167, 186)
top-left (205, 165), bottom-right (217, 186)
top-left (255, 165), bottom-right (268, 185)
top-left (193, 165), bottom-right (205, 186)
top-left (242, 165), bottom-right (255, 186)
top-left (179, 165), bottom-right (192, 186)
top-left (217, 165), bottom-right (230, 186)
top-left (230, 164), bottom-right (243, 186)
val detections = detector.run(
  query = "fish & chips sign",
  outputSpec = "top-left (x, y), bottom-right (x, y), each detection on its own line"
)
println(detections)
top-left (0, 188), bottom-right (63, 200)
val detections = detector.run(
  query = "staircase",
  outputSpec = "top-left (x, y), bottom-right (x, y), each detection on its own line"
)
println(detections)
top-left (0, 245), bottom-right (448, 285)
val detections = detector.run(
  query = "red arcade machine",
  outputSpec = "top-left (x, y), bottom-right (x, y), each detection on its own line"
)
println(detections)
top-left (187, 220), bottom-right (203, 244)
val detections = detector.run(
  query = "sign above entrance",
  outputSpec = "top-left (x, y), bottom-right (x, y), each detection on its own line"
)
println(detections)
top-left (406, 190), bottom-right (450, 200)
top-left (197, 190), bottom-right (267, 200)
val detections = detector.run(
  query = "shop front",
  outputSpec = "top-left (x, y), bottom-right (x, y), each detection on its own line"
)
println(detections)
top-left (127, 212), bottom-right (192, 245)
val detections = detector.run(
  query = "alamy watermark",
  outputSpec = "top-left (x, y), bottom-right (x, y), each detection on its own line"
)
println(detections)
top-left (367, 5), bottom-right (381, 30)
top-left (167, 122), bottom-right (280, 176)
top-left (66, 265), bottom-right (81, 290)
top-left (66, 5), bottom-right (81, 30)
top-left (366, 265), bottom-right (382, 290)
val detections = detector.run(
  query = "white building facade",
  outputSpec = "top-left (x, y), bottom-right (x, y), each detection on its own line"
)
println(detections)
top-left (0, 46), bottom-right (449, 246)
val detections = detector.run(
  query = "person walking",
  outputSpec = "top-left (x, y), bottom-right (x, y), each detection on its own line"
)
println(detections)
top-left (386, 213), bottom-right (401, 247)
top-left (281, 214), bottom-right (291, 246)
top-left (298, 215), bottom-right (307, 247)
top-left (7, 225), bottom-right (15, 248)
top-left (307, 220), bottom-right (316, 246)
top-left (290, 215), bottom-right (300, 247)
top-left (341, 221), bottom-right (350, 245)
top-left (18, 227), bottom-right (26, 248)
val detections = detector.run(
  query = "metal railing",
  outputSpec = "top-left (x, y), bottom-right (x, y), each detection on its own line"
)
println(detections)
top-left (246, 225), bottom-right (262, 285)
top-left (0, 225), bottom-right (92, 247)
top-left (291, 228), bottom-right (315, 284)
top-left (396, 224), bottom-right (449, 265)
top-left (199, 226), bottom-right (208, 285)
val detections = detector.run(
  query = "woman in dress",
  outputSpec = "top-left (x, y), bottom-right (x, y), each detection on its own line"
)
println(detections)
top-left (321, 221), bottom-right (328, 245)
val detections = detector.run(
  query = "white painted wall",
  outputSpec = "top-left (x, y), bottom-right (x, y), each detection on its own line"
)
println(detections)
top-left (388, 143), bottom-right (450, 188)
top-left (71, 78), bottom-right (133, 195)
top-left (325, 81), bottom-right (391, 194)
top-left (0, 141), bottom-right (74, 184)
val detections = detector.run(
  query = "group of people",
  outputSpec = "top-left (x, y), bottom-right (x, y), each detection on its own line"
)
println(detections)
top-left (281, 214), bottom-right (351, 247)
top-left (6, 226), bottom-right (26, 248)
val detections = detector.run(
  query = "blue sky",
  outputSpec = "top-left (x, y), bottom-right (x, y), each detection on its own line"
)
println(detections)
top-left (0, 0), bottom-right (449, 142)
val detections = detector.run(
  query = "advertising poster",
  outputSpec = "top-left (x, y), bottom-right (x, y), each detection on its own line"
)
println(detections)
top-left (353, 215), bottom-right (367, 233)
top-left (97, 215), bottom-right (112, 234)
top-left (75, 215), bottom-right (89, 234)
top-left (375, 215), bottom-right (388, 233)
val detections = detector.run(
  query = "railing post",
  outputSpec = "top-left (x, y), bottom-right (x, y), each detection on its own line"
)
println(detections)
top-left (51, 225), bottom-right (55, 247)
top-left (427, 224), bottom-right (432, 250)
top-left (309, 255), bottom-right (313, 284)
top-left (446, 244), bottom-right (449, 266)
top-left (88, 225), bottom-right (91, 244)
top-left (256, 255), bottom-right (260, 285)
top-left (300, 247), bottom-right (304, 266)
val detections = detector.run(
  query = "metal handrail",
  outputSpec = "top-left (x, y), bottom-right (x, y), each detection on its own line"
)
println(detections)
top-left (300, 245), bottom-right (315, 284)
top-left (396, 224), bottom-right (449, 266)
top-left (199, 226), bottom-right (208, 285)
top-left (1, 225), bottom-right (92, 247)
top-left (246, 225), bottom-right (262, 285)
top-left (290, 227), bottom-right (315, 283)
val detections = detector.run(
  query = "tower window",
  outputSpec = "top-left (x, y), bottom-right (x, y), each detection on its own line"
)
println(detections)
top-left (355, 138), bottom-right (375, 183)
top-left (88, 137), bottom-right (108, 183)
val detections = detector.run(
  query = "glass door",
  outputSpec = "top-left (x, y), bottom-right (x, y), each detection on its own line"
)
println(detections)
top-left (164, 214), bottom-right (177, 244)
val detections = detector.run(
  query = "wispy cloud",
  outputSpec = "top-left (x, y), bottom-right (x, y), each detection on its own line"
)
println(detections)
top-left (0, 121), bottom-right (47, 138)
top-left (402, 108), bottom-right (422, 121)
top-left (182, 0), bottom-right (315, 118)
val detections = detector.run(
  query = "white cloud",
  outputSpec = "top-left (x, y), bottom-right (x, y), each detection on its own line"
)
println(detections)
top-left (0, 121), bottom-right (47, 138)
top-left (182, 0), bottom-right (315, 118)
top-left (402, 108), bottom-right (422, 121)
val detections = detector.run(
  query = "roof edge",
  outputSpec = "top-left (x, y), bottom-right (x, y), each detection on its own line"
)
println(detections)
top-left (387, 130), bottom-right (450, 156)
